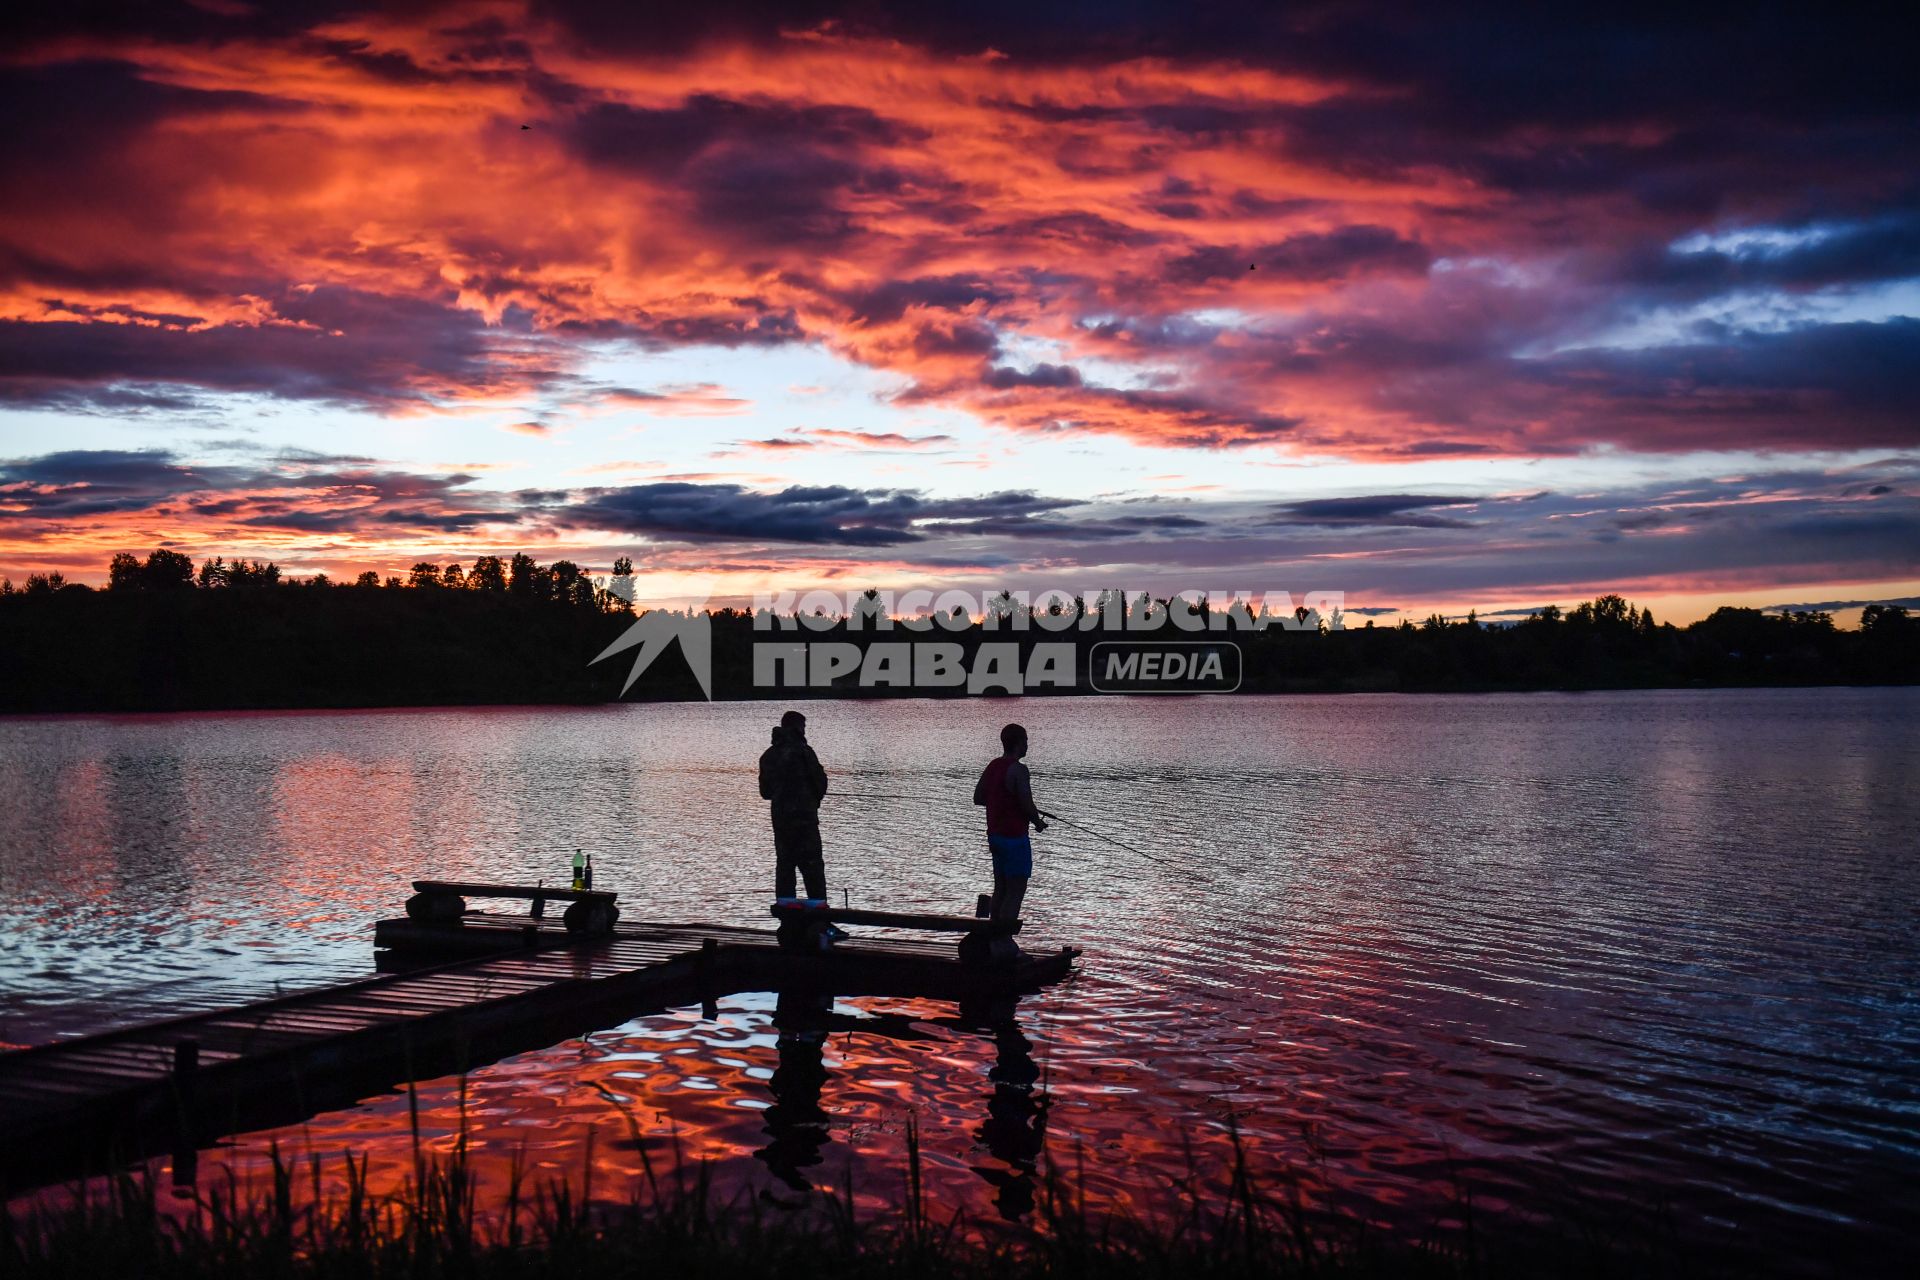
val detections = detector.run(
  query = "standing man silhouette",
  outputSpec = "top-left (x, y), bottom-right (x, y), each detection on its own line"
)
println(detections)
top-left (760, 709), bottom-right (829, 906)
top-left (973, 723), bottom-right (1046, 922)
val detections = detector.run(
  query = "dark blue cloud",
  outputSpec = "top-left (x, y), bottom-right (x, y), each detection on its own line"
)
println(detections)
top-left (565, 94), bottom-right (932, 246)
top-left (1167, 227), bottom-right (1430, 285)
top-left (557, 483), bottom-right (1083, 546)
top-left (1539, 319), bottom-right (1920, 449)
top-left (0, 448), bottom-right (507, 537)
top-left (0, 287), bottom-right (563, 411)
top-left (1613, 214), bottom-right (1920, 295)
top-left (983, 363), bottom-right (1082, 390)
top-left (1765, 596), bottom-right (1920, 613)
top-left (567, 94), bottom-right (916, 174)
top-left (1270, 494), bottom-right (1477, 529)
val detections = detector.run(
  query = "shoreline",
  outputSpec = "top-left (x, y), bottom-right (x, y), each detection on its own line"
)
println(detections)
top-left (4, 679), bottom-right (1917, 719)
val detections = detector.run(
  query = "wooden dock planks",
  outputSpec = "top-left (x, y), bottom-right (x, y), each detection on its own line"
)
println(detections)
top-left (0, 917), bottom-right (1077, 1194)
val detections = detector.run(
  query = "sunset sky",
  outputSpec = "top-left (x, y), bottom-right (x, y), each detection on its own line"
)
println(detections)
top-left (2, 2), bottom-right (1916, 623)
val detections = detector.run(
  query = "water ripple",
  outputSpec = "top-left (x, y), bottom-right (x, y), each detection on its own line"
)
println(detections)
top-left (2, 690), bottom-right (1917, 1268)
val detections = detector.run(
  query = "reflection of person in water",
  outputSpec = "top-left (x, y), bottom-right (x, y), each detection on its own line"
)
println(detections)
top-left (968, 1001), bottom-right (1050, 1219)
top-left (754, 991), bottom-right (832, 1192)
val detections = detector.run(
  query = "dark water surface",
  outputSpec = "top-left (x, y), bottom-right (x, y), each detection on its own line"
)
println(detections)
top-left (2, 691), bottom-right (1916, 1265)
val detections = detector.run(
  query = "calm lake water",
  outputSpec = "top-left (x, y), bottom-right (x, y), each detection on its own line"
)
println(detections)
top-left (2, 690), bottom-right (1917, 1267)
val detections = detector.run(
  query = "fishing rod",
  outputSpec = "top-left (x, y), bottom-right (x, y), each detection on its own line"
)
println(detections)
top-left (834, 790), bottom-right (1192, 875)
top-left (1033, 808), bottom-right (1186, 872)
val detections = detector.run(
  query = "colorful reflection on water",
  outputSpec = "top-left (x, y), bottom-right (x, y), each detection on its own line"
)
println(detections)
top-left (3, 691), bottom-right (1918, 1266)
top-left (154, 993), bottom-right (1076, 1228)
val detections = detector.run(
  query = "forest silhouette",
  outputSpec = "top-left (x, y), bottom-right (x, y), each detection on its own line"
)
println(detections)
top-left (1, 550), bottom-right (1913, 712)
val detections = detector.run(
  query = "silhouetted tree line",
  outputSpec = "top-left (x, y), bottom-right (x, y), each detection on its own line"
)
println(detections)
top-left (1, 555), bottom-right (1913, 711)
top-left (1281, 595), bottom-right (1917, 693)
top-left (673, 589), bottom-right (1918, 699)
top-left (1, 550), bottom-right (638, 712)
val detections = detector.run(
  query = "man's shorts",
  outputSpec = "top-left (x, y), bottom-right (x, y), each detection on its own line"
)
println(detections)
top-left (988, 833), bottom-right (1033, 878)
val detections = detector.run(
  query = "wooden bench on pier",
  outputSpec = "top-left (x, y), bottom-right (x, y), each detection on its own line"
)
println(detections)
top-left (771, 903), bottom-right (1023, 967)
top-left (407, 880), bottom-right (620, 934)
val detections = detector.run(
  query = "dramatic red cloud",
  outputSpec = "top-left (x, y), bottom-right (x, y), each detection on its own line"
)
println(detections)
top-left (2, 3), bottom-right (1917, 616)
top-left (4, 2), bottom-right (1914, 457)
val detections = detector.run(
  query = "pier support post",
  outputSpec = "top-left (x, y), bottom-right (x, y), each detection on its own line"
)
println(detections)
top-left (699, 938), bottom-right (719, 1019)
top-left (957, 930), bottom-right (1020, 968)
top-left (406, 891), bottom-right (465, 922)
top-left (170, 1038), bottom-right (200, 1188)
top-left (563, 899), bottom-right (619, 934)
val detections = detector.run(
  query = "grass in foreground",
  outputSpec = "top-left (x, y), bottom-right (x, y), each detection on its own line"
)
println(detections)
top-left (2, 1116), bottom-right (1739, 1280)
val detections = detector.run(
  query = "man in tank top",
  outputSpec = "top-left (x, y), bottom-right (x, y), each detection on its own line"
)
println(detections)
top-left (973, 722), bottom-right (1047, 922)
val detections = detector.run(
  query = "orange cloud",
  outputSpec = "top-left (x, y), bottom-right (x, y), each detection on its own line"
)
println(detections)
top-left (3, 1), bottom-right (1917, 614)
top-left (1, 2), bottom-right (1824, 457)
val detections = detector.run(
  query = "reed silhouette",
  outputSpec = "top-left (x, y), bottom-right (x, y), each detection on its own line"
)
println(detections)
top-left (1, 1081), bottom-right (1739, 1280)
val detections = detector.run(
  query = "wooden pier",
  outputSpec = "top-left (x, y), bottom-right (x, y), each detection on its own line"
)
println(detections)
top-left (0, 909), bottom-right (1078, 1194)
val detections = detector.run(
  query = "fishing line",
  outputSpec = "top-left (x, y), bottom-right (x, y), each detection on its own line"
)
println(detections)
top-left (835, 790), bottom-right (1198, 878)
top-left (1034, 809), bottom-right (1186, 871)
